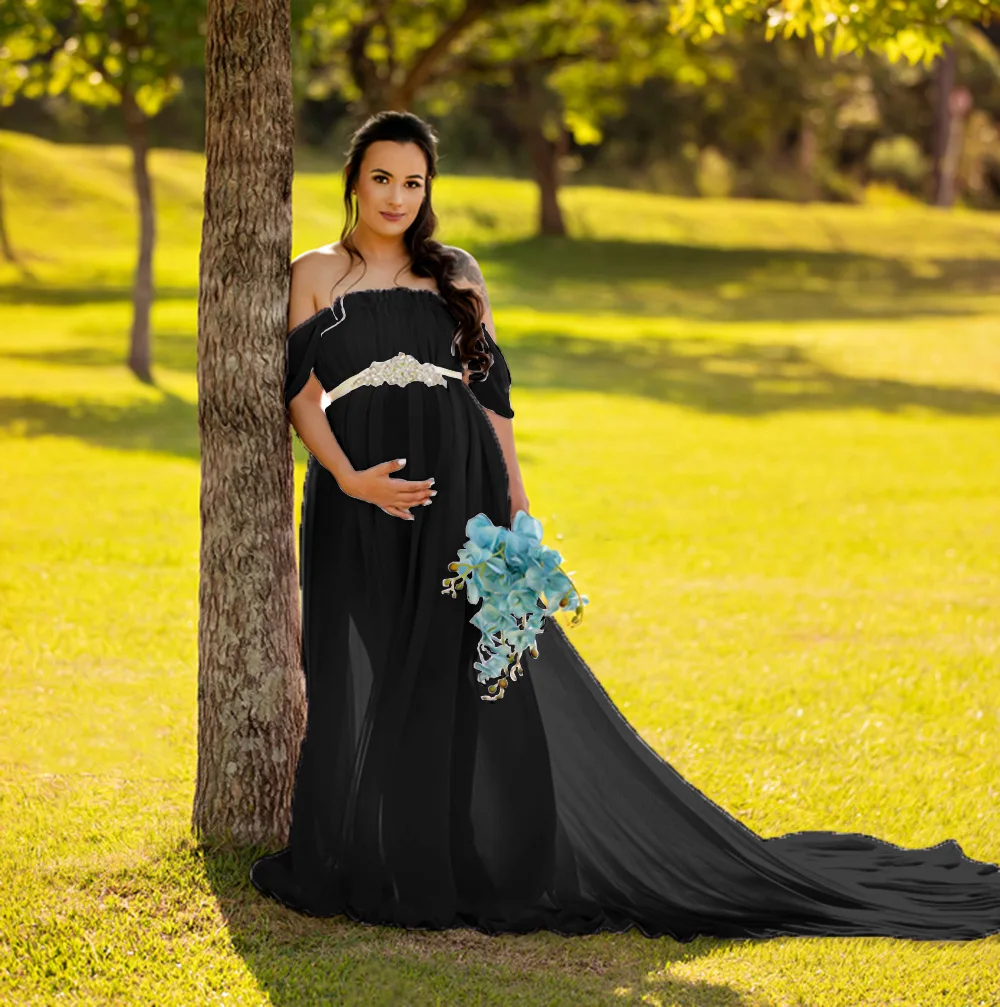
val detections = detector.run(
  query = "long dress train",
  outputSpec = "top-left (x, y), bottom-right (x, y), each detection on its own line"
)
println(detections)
top-left (250, 285), bottom-right (1000, 942)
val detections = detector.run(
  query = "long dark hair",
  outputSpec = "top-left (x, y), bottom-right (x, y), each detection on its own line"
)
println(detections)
top-left (334, 110), bottom-right (493, 380)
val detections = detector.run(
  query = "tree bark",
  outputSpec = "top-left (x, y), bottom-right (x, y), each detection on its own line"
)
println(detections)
top-left (931, 45), bottom-right (971, 208)
top-left (122, 87), bottom-right (155, 384)
top-left (194, 0), bottom-right (305, 848)
top-left (0, 154), bottom-right (20, 267)
top-left (511, 64), bottom-right (566, 238)
top-left (797, 110), bottom-right (819, 202)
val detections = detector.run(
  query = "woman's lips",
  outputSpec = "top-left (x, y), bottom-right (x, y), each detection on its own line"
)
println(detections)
top-left (380, 211), bottom-right (405, 221)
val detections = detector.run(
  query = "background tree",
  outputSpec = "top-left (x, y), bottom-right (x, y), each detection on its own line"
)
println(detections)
top-left (450, 0), bottom-right (709, 235)
top-left (297, 0), bottom-right (720, 235)
top-left (504, 1), bottom-right (728, 229)
top-left (927, 24), bottom-right (1000, 205)
top-left (293, 0), bottom-right (534, 115)
top-left (665, 0), bottom-right (1000, 204)
top-left (0, 0), bottom-right (204, 381)
top-left (0, 150), bottom-right (27, 272)
top-left (0, 0), bottom-right (54, 273)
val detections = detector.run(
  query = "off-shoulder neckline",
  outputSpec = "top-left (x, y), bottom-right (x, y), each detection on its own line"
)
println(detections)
top-left (287, 285), bottom-right (446, 336)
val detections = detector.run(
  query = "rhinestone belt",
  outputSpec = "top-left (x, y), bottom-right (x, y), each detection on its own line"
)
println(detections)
top-left (327, 352), bottom-right (465, 404)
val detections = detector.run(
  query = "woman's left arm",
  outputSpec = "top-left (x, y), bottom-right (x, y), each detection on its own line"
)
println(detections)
top-left (453, 247), bottom-right (531, 524)
top-left (490, 413), bottom-right (530, 524)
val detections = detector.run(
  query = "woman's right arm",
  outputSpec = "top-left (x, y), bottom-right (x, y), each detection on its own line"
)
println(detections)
top-left (286, 252), bottom-right (358, 488)
top-left (285, 253), bottom-right (435, 521)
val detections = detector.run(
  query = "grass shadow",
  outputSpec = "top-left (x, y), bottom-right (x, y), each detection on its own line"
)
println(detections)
top-left (202, 847), bottom-right (769, 1007)
top-left (0, 282), bottom-right (199, 308)
top-left (483, 236), bottom-right (1000, 323)
top-left (5, 229), bottom-right (1000, 328)
top-left (500, 331), bottom-right (1000, 417)
top-left (0, 389), bottom-right (202, 460)
top-left (1, 332), bottom-right (997, 465)
top-left (2, 330), bottom-right (198, 373)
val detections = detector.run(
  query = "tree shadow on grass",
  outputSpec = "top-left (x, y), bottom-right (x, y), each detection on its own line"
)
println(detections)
top-left (202, 847), bottom-right (773, 1007)
top-left (503, 331), bottom-right (1000, 417)
top-left (1, 332), bottom-right (997, 463)
top-left (4, 231), bottom-right (1000, 326)
top-left (0, 282), bottom-right (199, 309)
top-left (0, 388), bottom-right (202, 460)
top-left (12, 327), bottom-right (998, 419)
top-left (482, 237), bottom-right (1000, 323)
top-left (2, 330), bottom-right (198, 373)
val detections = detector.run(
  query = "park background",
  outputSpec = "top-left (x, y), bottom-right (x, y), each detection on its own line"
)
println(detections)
top-left (2, 2), bottom-right (1000, 1004)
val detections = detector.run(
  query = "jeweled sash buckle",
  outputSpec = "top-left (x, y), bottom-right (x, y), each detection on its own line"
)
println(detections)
top-left (327, 352), bottom-right (465, 404)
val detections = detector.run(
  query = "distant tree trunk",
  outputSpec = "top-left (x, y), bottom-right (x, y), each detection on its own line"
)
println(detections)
top-left (193, 0), bottom-right (305, 848)
top-left (932, 45), bottom-right (972, 207)
top-left (122, 87), bottom-right (155, 383)
top-left (0, 156), bottom-right (15, 263)
top-left (797, 110), bottom-right (819, 202)
top-left (511, 64), bottom-right (566, 238)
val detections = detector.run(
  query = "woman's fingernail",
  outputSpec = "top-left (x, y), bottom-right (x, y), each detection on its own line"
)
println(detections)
top-left (430, 490), bottom-right (437, 496)
top-left (428, 477), bottom-right (436, 485)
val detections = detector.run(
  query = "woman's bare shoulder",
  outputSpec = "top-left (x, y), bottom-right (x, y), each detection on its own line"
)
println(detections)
top-left (291, 242), bottom-right (347, 274)
top-left (290, 244), bottom-right (350, 310)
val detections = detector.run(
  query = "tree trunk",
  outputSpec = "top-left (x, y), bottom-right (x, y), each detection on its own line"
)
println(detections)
top-left (0, 154), bottom-right (20, 267)
top-left (797, 110), bottom-right (819, 202)
top-left (194, 0), bottom-right (305, 848)
top-left (931, 46), bottom-right (971, 208)
top-left (122, 88), bottom-right (155, 384)
top-left (511, 64), bottom-right (566, 238)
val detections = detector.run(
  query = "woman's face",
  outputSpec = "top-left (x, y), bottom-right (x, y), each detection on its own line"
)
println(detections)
top-left (353, 140), bottom-right (428, 237)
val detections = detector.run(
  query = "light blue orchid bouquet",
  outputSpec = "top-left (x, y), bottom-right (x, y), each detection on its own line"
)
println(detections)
top-left (442, 510), bottom-right (588, 702)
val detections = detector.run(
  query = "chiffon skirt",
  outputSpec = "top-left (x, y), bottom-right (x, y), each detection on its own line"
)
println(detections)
top-left (251, 378), bottom-right (1000, 942)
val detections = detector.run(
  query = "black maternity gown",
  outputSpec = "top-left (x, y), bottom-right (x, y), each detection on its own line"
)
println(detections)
top-left (250, 284), bottom-right (1000, 942)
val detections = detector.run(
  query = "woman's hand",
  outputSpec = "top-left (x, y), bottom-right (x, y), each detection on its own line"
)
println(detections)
top-left (339, 458), bottom-right (436, 521)
top-left (509, 486), bottom-right (530, 527)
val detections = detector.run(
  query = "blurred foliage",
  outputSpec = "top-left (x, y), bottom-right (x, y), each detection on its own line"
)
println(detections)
top-left (868, 134), bottom-right (930, 191)
top-left (669, 0), bottom-right (1000, 63)
top-left (2, 0), bottom-right (1000, 207)
top-left (0, 0), bottom-right (205, 114)
top-left (694, 144), bottom-right (734, 197)
top-left (572, 19), bottom-right (1000, 206)
top-left (292, 0), bottom-right (729, 143)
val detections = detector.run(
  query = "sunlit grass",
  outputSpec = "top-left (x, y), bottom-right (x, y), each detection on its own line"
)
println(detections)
top-left (1, 128), bottom-right (998, 1005)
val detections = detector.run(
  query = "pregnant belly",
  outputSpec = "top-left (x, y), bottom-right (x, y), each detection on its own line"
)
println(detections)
top-left (328, 384), bottom-right (443, 469)
top-left (325, 382), bottom-right (509, 526)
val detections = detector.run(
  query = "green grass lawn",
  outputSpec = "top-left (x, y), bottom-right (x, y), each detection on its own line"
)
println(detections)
top-left (1, 128), bottom-right (999, 1005)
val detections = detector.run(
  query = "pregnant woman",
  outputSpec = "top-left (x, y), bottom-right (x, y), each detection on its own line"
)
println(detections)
top-left (250, 109), bottom-right (1000, 942)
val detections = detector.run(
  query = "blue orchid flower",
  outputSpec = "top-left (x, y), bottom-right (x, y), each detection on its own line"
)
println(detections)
top-left (466, 513), bottom-right (505, 551)
top-left (442, 510), bottom-right (589, 702)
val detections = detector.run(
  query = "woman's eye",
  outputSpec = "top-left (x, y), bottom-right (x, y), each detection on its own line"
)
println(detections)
top-left (372, 176), bottom-right (420, 188)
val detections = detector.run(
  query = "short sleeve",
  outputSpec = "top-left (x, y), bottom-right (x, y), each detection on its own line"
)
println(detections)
top-left (468, 322), bottom-right (514, 419)
top-left (283, 313), bottom-right (324, 410)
